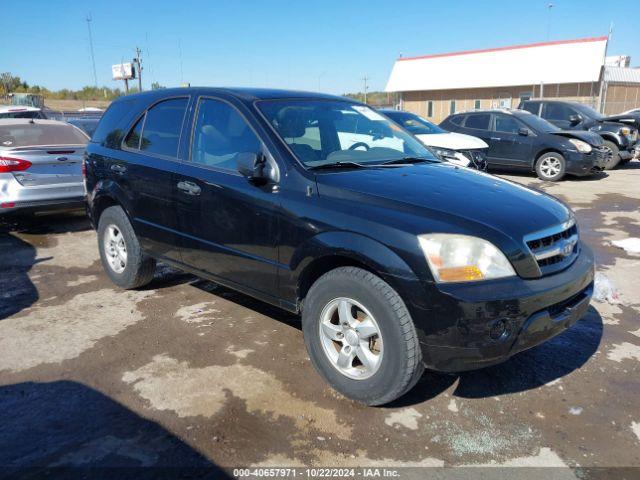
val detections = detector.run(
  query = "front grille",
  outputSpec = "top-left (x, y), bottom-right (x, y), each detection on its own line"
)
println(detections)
top-left (460, 149), bottom-right (487, 171)
top-left (525, 220), bottom-right (579, 275)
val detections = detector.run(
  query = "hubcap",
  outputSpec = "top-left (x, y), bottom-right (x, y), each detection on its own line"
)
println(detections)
top-left (318, 297), bottom-right (383, 380)
top-left (103, 224), bottom-right (127, 273)
top-left (540, 156), bottom-right (561, 178)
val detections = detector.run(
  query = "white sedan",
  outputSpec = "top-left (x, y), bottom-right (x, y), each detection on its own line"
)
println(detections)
top-left (381, 109), bottom-right (488, 170)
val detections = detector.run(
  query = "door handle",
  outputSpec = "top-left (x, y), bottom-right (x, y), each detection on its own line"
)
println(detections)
top-left (490, 137), bottom-right (502, 141)
top-left (177, 180), bottom-right (201, 196)
top-left (110, 164), bottom-right (126, 174)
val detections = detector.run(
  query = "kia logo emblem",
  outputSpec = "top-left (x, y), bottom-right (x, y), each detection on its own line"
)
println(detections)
top-left (560, 240), bottom-right (574, 257)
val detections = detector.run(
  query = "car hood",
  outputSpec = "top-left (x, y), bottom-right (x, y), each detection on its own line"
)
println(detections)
top-left (549, 130), bottom-right (604, 146)
top-left (602, 113), bottom-right (640, 129)
top-left (315, 163), bottom-right (571, 246)
top-left (415, 132), bottom-right (488, 150)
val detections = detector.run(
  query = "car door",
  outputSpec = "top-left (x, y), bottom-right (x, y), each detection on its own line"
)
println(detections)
top-left (488, 113), bottom-right (534, 167)
top-left (117, 97), bottom-right (189, 262)
top-left (175, 96), bottom-right (281, 299)
top-left (541, 103), bottom-right (578, 130)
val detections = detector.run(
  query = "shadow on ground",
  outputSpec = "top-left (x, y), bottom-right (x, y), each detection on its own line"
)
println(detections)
top-left (0, 234), bottom-right (38, 320)
top-left (0, 380), bottom-right (231, 479)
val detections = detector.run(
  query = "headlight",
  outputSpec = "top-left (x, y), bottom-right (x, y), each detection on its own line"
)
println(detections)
top-left (418, 234), bottom-right (516, 283)
top-left (568, 138), bottom-right (592, 153)
top-left (432, 147), bottom-right (458, 160)
top-left (620, 127), bottom-right (631, 136)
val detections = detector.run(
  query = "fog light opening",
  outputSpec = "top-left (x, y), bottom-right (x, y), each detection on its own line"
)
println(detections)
top-left (489, 319), bottom-right (509, 341)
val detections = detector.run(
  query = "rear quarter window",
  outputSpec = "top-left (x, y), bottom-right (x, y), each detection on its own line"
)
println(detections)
top-left (91, 99), bottom-right (137, 149)
top-left (520, 101), bottom-right (541, 115)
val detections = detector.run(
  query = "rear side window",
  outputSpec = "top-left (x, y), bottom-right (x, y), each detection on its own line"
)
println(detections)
top-left (521, 101), bottom-right (540, 115)
top-left (139, 98), bottom-right (188, 157)
top-left (465, 114), bottom-right (490, 130)
top-left (0, 122), bottom-right (88, 148)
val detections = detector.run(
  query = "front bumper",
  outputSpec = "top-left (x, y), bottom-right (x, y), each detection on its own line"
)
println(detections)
top-left (564, 149), bottom-right (605, 176)
top-left (412, 244), bottom-right (595, 372)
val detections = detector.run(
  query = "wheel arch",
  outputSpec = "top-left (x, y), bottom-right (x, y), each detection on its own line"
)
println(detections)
top-left (532, 148), bottom-right (565, 170)
top-left (291, 231), bottom-right (425, 311)
top-left (89, 180), bottom-right (135, 228)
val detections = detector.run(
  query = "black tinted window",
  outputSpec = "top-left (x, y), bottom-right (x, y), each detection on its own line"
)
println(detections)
top-left (494, 115), bottom-right (521, 133)
top-left (124, 116), bottom-right (144, 149)
top-left (465, 114), bottom-right (490, 130)
top-left (140, 98), bottom-right (188, 157)
top-left (191, 98), bottom-right (261, 171)
top-left (92, 100), bottom-right (134, 146)
top-left (448, 115), bottom-right (463, 126)
top-left (521, 101), bottom-right (540, 115)
top-left (543, 103), bottom-right (574, 121)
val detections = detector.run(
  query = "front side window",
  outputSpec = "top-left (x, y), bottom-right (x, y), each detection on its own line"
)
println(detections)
top-left (464, 114), bottom-right (490, 130)
top-left (542, 103), bottom-right (574, 121)
top-left (139, 97), bottom-right (188, 157)
top-left (191, 98), bottom-right (261, 171)
top-left (494, 115), bottom-right (522, 134)
top-left (258, 100), bottom-right (436, 167)
top-left (520, 101), bottom-right (541, 115)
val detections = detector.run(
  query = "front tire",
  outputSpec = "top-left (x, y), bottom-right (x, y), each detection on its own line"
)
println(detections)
top-left (302, 267), bottom-right (424, 406)
top-left (535, 152), bottom-right (566, 181)
top-left (602, 140), bottom-right (621, 170)
top-left (98, 206), bottom-right (156, 289)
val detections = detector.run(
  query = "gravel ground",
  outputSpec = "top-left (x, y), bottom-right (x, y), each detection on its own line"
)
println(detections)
top-left (1, 165), bottom-right (639, 479)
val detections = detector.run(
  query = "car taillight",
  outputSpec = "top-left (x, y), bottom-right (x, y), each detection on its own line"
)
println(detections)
top-left (0, 157), bottom-right (32, 173)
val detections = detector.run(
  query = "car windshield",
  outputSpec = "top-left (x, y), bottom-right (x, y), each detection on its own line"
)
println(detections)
top-left (519, 113), bottom-right (560, 133)
top-left (383, 111), bottom-right (446, 135)
top-left (573, 103), bottom-right (603, 120)
top-left (257, 100), bottom-right (437, 167)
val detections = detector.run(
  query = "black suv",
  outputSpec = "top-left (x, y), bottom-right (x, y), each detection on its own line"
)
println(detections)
top-left (440, 109), bottom-right (606, 181)
top-left (86, 88), bottom-right (594, 405)
top-left (519, 99), bottom-right (638, 169)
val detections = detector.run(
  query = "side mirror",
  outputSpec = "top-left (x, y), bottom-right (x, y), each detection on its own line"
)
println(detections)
top-left (518, 127), bottom-right (530, 136)
top-left (569, 114), bottom-right (582, 125)
top-left (237, 152), bottom-right (268, 185)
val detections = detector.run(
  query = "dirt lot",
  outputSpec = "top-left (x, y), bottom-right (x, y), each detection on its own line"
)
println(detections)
top-left (1, 165), bottom-right (639, 478)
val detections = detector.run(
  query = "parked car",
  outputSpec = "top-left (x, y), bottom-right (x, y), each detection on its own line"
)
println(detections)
top-left (0, 119), bottom-right (88, 214)
top-left (440, 109), bottom-right (606, 181)
top-left (86, 88), bottom-right (595, 405)
top-left (518, 100), bottom-right (638, 169)
top-left (379, 109), bottom-right (487, 170)
top-left (0, 106), bottom-right (46, 119)
top-left (67, 117), bottom-right (101, 139)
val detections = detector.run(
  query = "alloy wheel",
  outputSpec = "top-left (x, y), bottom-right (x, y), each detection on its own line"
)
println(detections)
top-left (104, 224), bottom-right (127, 273)
top-left (540, 156), bottom-right (561, 178)
top-left (318, 297), bottom-right (383, 380)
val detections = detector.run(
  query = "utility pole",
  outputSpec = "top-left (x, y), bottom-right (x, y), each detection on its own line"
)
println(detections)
top-left (86, 13), bottom-right (98, 88)
top-left (546, 3), bottom-right (554, 40)
top-left (363, 75), bottom-right (369, 104)
top-left (134, 47), bottom-right (143, 91)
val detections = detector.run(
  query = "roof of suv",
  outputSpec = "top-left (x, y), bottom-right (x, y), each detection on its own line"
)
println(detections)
top-left (112, 87), bottom-right (352, 104)
top-left (451, 108), bottom-right (531, 116)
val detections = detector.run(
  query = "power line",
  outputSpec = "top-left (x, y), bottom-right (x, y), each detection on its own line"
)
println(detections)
top-left (86, 13), bottom-right (98, 87)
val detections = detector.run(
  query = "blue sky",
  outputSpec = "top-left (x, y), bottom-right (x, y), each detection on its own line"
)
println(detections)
top-left (3, 0), bottom-right (639, 94)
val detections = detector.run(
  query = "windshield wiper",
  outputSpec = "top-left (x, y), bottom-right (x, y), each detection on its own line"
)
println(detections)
top-left (308, 161), bottom-right (373, 171)
top-left (381, 156), bottom-right (438, 165)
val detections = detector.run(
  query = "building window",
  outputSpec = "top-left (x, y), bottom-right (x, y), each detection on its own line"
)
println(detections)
top-left (427, 101), bottom-right (433, 117)
top-left (519, 92), bottom-right (532, 103)
top-left (449, 100), bottom-right (456, 115)
top-left (474, 100), bottom-right (481, 110)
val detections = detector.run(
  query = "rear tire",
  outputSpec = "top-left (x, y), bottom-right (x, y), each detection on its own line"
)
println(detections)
top-left (302, 267), bottom-right (424, 406)
top-left (97, 206), bottom-right (156, 289)
top-left (535, 152), bottom-right (566, 181)
top-left (602, 140), bottom-right (621, 170)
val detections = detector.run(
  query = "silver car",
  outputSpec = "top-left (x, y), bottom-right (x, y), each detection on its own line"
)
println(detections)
top-left (0, 119), bottom-right (88, 214)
